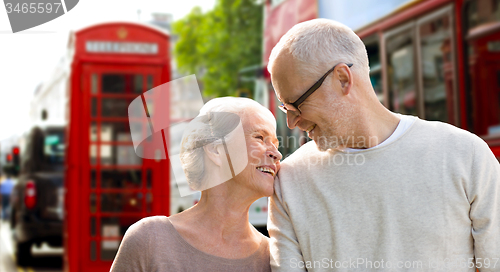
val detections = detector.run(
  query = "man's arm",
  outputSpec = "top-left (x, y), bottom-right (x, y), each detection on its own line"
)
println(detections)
top-left (268, 175), bottom-right (306, 271)
top-left (469, 138), bottom-right (500, 272)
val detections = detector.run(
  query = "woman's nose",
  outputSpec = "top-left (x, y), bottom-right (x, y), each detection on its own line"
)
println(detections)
top-left (267, 146), bottom-right (282, 162)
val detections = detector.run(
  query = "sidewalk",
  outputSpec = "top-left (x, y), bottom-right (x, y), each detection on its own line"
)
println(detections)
top-left (0, 220), bottom-right (21, 272)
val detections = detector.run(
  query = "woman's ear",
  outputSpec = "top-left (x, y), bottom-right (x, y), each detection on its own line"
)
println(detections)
top-left (203, 143), bottom-right (223, 167)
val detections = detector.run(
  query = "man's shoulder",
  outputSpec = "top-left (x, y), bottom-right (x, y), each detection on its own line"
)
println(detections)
top-left (413, 118), bottom-right (482, 144)
top-left (406, 118), bottom-right (490, 158)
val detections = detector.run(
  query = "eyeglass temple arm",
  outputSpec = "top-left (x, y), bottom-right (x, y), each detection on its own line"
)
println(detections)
top-left (292, 63), bottom-right (353, 108)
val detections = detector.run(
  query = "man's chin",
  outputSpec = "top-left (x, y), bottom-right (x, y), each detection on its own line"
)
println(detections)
top-left (313, 137), bottom-right (339, 152)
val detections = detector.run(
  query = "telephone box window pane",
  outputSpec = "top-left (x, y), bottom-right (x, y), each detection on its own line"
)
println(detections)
top-left (102, 98), bottom-right (131, 117)
top-left (90, 193), bottom-right (96, 213)
top-left (92, 122), bottom-right (130, 143)
top-left (91, 74), bottom-right (98, 94)
top-left (146, 192), bottom-right (152, 213)
top-left (146, 169), bottom-right (152, 188)
top-left (91, 98), bottom-right (97, 117)
top-left (99, 144), bottom-right (113, 165)
top-left (90, 145), bottom-right (97, 165)
top-left (134, 75), bottom-right (143, 94)
top-left (101, 170), bottom-right (142, 188)
top-left (102, 74), bottom-right (124, 94)
top-left (147, 75), bottom-right (153, 91)
top-left (117, 145), bottom-right (141, 165)
top-left (102, 74), bottom-right (141, 94)
top-left (419, 14), bottom-right (453, 123)
top-left (386, 31), bottom-right (417, 116)
top-left (102, 122), bottom-right (131, 142)
top-left (91, 170), bottom-right (96, 188)
top-left (90, 122), bottom-right (97, 142)
top-left (101, 243), bottom-right (119, 261)
top-left (98, 144), bottom-right (141, 165)
top-left (90, 217), bottom-right (96, 236)
top-left (90, 241), bottom-right (96, 261)
top-left (100, 216), bottom-right (142, 260)
top-left (101, 216), bottom-right (141, 237)
top-left (101, 192), bottom-right (143, 213)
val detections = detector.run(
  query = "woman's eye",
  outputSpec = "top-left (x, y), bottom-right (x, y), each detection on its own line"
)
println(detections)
top-left (255, 135), bottom-right (264, 141)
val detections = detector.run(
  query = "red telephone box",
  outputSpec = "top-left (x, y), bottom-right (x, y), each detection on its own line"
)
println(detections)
top-left (64, 22), bottom-right (170, 272)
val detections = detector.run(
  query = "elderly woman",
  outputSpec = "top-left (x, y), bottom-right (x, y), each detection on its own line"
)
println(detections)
top-left (110, 97), bottom-right (281, 272)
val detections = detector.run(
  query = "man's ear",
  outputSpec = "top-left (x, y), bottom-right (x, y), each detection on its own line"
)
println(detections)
top-left (337, 64), bottom-right (353, 95)
top-left (203, 143), bottom-right (222, 167)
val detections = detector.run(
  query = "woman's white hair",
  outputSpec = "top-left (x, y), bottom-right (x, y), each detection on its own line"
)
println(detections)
top-left (179, 97), bottom-right (274, 190)
top-left (268, 19), bottom-right (370, 79)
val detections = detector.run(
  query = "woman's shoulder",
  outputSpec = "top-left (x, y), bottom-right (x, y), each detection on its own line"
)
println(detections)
top-left (124, 216), bottom-right (170, 240)
top-left (110, 216), bottom-right (170, 272)
top-left (132, 215), bottom-right (169, 228)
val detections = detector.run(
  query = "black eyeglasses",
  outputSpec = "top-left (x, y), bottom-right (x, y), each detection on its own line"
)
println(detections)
top-left (279, 63), bottom-right (353, 115)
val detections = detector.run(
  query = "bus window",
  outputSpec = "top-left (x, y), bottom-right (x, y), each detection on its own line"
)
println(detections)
top-left (386, 27), bottom-right (417, 116)
top-left (363, 35), bottom-right (383, 103)
top-left (418, 12), bottom-right (455, 123)
top-left (466, 0), bottom-right (500, 30)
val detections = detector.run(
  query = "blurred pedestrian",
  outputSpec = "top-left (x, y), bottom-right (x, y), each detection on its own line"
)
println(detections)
top-left (267, 18), bottom-right (500, 272)
top-left (1, 175), bottom-right (15, 221)
top-left (110, 97), bottom-right (282, 272)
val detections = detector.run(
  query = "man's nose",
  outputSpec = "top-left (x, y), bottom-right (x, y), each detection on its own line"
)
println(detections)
top-left (286, 111), bottom-right (300, 129)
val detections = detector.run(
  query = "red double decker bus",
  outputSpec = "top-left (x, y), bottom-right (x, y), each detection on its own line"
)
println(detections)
top-left (261, 0), bottom-right (500, 159)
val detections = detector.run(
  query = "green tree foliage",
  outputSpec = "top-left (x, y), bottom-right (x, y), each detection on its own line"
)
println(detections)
top-left (173, 0), bottom-right (263, 97)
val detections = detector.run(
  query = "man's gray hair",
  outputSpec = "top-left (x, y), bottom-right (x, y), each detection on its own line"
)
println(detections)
top-left (268, 19), bottom-right (370, 79)
top-left (179, 97), bottom-right (274, 190)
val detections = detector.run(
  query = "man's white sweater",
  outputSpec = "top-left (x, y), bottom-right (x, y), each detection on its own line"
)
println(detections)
top-left (269, 118), bottom-right (500, 271)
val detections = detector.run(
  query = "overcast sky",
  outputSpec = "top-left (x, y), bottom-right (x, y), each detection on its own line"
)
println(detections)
top-left (0, 0), bottom-right (216, 141)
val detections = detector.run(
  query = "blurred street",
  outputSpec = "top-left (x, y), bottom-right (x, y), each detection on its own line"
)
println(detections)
top-left (0, 221), bottom-right (62, 272)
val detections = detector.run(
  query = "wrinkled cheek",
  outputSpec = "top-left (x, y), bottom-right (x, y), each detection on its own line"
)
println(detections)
top-left (248, 149), bottom-right (264, 165)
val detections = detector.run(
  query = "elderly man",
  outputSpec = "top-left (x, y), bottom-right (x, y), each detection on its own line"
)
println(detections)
top-left (267, 19), bottom-right (500, 272)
